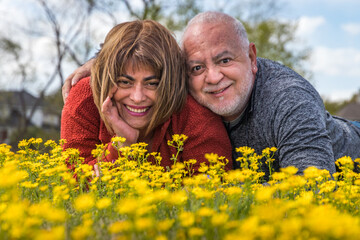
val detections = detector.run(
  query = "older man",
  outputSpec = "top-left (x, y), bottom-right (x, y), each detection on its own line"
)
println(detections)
top-left (63, 12), bottom-right (360, 178)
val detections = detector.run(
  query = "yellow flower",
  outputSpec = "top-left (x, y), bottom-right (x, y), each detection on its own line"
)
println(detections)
top-left (189, 227), bottom-right (204, 237)
top-left (101, 174), bottom-right (112, 182)
top-left (91, 143), bottom-right (109, 159)
top-left (34, 138), bottom-right (43, 145)
top-left (112, 136), bottom-right (126, 143)
top-left (0, 162), bottom-right (28, 188)
top-left (198, 163), bottom-right (209, 173)
top-left (155, 235), bottom-right (168, 240)
top-left (239, 216), bottom-right (259, 236)
top-left (74, 193), bottom-right (95, 212)
top-left (117, 198), bottom-right (138, 215)
top-left (319, 180), bottom-right (337, 194)
top-left (166, 190), bottom-right (188, 206)
top-left (303, 166), bottom-right (323, 179)
top-left (179, 211), bottom-right (195, 227)
top-left (71, 225), bottom-right (93, 240)
top-left (205, 153), bottom-right (221, 164)
top-left (236, 146), bottom-right (255, 156)
top-left (109, 220), bottom-right (132, 233)
top-left (197, 207), bottom-right (215, 217)
top-left (135, 217), bottom-right (153, 231)
top-left (157, 219), bottom-right (175, 232)
top-left (44, 139), bottom-right (57, 148)
top-left (281, 166), bottom-right (298, 176)
top-left (96, 197), bottom-right (112, 209)
top-left (2, 202), bottom-right (26, 222)
top-left (20, 181), bottom-right (39, 189)
top-left (255, 186), bottom-right (275, 202)
top-left (219, 204), bottom-right (228, 212)
top-left (211, 212), bottom-right (229, 227)
top-left (335, 156), bottom-right (354, 170)
top-left (34, 226), bottom-right (65, 240)
top-left (18, 139), bottom-right (30, 149)
top-left (30, 201), bottom-right (66, 223)
top-left (192, 187), bottom-right (214, 199)
top-left (223, 186), bottom-right (242, 196)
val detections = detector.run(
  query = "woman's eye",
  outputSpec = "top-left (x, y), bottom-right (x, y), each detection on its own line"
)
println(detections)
top-left (117, 80), bottom-right (132, 88)
top-left (145, 80), bottom-right (160, 89)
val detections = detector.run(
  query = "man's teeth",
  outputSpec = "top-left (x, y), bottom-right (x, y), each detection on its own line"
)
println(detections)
top-left (126, 106), bottom-right (149, 113)
top-left (212, 89), bottom-right (225, 94)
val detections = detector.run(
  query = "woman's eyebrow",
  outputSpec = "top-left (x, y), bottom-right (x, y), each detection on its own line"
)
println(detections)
top-left (120, 74), bottom-right (134, 80)
top-left (120, 74), bottom-right (158, 81)
top-left (144, 75), bottom-right (158, 81)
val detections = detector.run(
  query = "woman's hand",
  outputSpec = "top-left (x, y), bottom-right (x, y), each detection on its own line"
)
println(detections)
top-left (101, 87), bottom-right (139, 146)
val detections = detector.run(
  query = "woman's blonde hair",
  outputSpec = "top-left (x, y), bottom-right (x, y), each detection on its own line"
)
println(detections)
top-left (91, 20), bottom-right (187, 136)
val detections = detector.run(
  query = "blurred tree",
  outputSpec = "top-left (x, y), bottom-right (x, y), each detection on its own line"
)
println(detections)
top-left (323, 90), bottom-right (360, 115)
top-left (245, 20), bottom-right (311, 79)
top-left (323, 99), bottom-right (348, 115)
top-left (229, 0), bottom-right (311, 79)
top-left (0, 37), bottom-right (39, 144)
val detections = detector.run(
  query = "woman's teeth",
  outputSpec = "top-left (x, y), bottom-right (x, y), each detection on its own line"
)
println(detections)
top-left (126, 106), bottom-right (149, 113)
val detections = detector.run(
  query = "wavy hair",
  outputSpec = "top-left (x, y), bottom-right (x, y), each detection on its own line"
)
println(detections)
top-left (91, 20), bottom-right (187, 136)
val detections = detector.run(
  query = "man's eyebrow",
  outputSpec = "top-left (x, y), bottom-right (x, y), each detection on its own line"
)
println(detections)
top-left (213, 51), bottom-right (232, 61)
top-left (187, 60), bottom-right (203, 65)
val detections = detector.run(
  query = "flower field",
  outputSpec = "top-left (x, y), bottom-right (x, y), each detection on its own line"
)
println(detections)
top-left (1, 136), bottom-right (360, 240)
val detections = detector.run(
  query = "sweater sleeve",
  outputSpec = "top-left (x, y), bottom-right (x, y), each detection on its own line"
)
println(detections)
top-left (177, 95), bottom-right (233, 172)
top-left (60, 77), bottom-right (118, 167)
top-left (271, 81), bottom-right (336, 175)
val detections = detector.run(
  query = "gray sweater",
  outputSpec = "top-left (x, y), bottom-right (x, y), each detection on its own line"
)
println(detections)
top-left (225, 58), bottom-right (360, 179)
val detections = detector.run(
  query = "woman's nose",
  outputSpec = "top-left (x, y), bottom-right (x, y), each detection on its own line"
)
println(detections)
top-left (129, 85), bottom-right (146, 103)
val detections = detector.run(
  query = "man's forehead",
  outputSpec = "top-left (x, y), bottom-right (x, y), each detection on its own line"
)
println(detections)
top-left (185, 22), bottom-right (236, 44)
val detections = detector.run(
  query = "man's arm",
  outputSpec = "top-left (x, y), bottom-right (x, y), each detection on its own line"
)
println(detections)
top-left (272, 83), bottom-right (337, 175)
top-left (62, 58), bottom-right (96, 103)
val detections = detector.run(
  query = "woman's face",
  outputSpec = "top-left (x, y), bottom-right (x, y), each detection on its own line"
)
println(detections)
top-left (112, 64), bottom-right (159, 131)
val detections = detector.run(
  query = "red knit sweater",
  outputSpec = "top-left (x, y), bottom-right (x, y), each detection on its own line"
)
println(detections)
top-left (61, 77), bottom-right (233, 172)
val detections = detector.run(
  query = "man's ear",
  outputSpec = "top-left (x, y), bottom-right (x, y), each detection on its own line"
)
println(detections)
top-left (249, 43), bottom-right (257, 74)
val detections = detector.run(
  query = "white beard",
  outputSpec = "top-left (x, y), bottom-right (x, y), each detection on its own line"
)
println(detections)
top-left (191, 68), bottom-right (254, 119)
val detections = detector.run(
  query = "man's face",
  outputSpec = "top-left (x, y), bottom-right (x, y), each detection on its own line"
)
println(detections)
top-left (183, 22), bottom-right (257, 121)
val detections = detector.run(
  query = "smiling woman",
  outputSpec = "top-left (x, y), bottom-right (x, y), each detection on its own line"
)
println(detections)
top-left (60, 20), bottom-right (233, 174)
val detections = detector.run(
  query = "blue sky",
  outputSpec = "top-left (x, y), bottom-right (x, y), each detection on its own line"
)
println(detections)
top-left (278, 0), bottom-right (360, 101)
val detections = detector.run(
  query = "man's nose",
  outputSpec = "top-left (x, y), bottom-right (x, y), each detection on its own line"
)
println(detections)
top-left (205, 66), bottom-right (223, 85)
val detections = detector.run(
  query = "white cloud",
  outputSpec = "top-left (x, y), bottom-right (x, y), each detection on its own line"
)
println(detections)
top-left (296, 16), bottom-right (326, 37)
top-left (342, 23), bottom-right (360, 35)
top-left (311, 47), bottom-right (360, 77)
top-left (326, 90), bottom-right (357, 102)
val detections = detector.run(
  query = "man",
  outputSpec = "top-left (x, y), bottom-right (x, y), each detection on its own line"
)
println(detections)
top-left (63, 11), bottom-right (360, 178)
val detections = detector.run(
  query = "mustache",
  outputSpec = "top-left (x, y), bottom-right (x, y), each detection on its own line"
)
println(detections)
top-left (202, 82), bottom-right (231, 93)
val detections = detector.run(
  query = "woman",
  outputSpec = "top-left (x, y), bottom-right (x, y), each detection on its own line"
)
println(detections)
top-left (61, 20), bottom-right (232, 173)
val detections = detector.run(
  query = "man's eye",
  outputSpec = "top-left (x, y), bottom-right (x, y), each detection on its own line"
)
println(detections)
top-left (221, 58), bottom-right (230, 64)
top-left (192, 65), bottom-right (202, 72)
